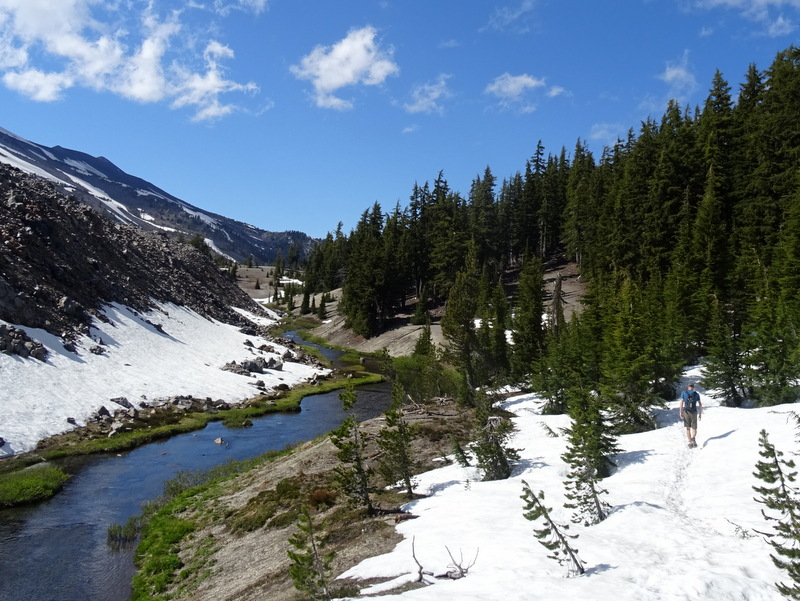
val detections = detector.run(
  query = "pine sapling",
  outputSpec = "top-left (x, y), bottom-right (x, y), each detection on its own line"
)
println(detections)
top-left (753, 429), bottom-right (800, 598)
top-left (563, 455), bottom-right (610, 526)
top-left (330, 381), bottom-right (375, 514)
top-left (377, 381), bottom-right (418, 498)
top-left (287, 506), bottom-right (334, 601)
top-left (470, 392), bottom-right (519, 481)
top-left (521, 479), bottom-right (585, 576)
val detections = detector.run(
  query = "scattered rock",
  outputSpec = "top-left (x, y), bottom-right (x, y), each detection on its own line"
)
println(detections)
top-left (0, 324), bottom-right (48, 360)
top-left (110, 397), bottom-right (133, 409)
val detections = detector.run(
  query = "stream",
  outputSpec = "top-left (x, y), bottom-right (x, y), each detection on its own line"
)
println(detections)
top-left (0, 333), bottom-right (389, 601)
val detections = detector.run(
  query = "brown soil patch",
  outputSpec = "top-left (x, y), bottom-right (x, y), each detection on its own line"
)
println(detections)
top-left (166, 401), bottom-right (474, 601)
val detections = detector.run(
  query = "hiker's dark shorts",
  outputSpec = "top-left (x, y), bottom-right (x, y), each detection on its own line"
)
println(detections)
top-left (683, 411), bottom-right (698, 429)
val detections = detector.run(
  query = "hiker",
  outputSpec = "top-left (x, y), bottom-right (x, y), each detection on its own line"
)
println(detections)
top-left (679, 383), bottom-right (703, 448)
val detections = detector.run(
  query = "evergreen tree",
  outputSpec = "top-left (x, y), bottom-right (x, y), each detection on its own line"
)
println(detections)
top-left (469, 392), bottom-right (518, 481)
top-left (330, 381), bottom-right (375, 514)
top-left (511, 256), bottom-right (545, 382)
top-left (753, 429), bottom-right (800, 598)
top-left (600, 276), bottom-right (662, 434)
top-left (287, 505), bottom-right (334, 601)
top-left (441, 261), bottom-right (480, 403)
top-left (489, 277), bottom-right (510, 380)
top-left (701, 298), bottom-right (746, 406)
top-left (561, 388), bottom-right (616, 525)
top-left (377, 381), bottom-right (418, 498)
top-left (317, 295), bottom-right (327, 319)
top-left (520, 480), bottom-right (585, 576)
top-left (340, 204), bottom-right (384, 338)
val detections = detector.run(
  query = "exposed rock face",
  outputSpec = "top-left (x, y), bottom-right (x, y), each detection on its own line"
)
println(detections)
top-left (0, 162), bottom-right (265, 343)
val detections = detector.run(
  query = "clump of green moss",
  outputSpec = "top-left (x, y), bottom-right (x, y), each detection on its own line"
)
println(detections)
top-left (0, 465), bottom-right (70, 507)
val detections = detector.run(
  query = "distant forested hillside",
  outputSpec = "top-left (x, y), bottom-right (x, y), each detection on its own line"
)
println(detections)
top-left (302, 45), bottom-right (800, 418)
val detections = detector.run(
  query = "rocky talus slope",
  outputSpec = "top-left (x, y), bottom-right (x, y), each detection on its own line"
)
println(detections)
top-left (0, 162), bottom-right (263, 347)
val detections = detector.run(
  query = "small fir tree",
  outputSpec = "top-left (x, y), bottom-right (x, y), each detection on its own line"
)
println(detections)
top-left (520, 480), bottom-right (585, 576)
top-left (561, 388), bottom-right (615, 525)
top-left (377, 381), bottom-right (419, 498)
top-left (470, 392), bottom-right (519, 481)
top-left (753, 429), bottom-right (800, 598)
top-left (287, 505), bottom-right (334, 601)
top-left (330, 381), bottom-right (375, 514)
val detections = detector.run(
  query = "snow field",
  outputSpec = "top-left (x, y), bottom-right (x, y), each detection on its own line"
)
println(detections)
top-left (0, 302), bottom-right (328, 456)
top-left (339, 380), bottom-right (797, 600)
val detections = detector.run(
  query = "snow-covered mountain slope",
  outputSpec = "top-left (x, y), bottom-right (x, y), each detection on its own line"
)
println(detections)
top-left (340, 372), bottom-right (797, 600)
top-left (0, 161), bottom-right (327, 456)
top-left (0, 126), bottom-right (313, 263)
top-left (0, 302), bottom-right (328, 456)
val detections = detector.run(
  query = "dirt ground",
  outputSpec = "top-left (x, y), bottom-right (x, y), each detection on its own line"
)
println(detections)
top-left (164, 401), bottom-right (473, 601)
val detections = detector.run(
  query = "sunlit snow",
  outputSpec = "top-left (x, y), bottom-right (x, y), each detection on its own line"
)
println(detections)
top-left (0, 302), bottom-right (328, 456)
top-left (339, 369), bottom-right (796, 601)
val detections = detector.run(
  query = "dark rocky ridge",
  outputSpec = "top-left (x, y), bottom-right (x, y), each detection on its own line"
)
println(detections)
top-left (0, 127), bottom-right (316, 264)
top-left (0, 162), bottom-right (266, 341)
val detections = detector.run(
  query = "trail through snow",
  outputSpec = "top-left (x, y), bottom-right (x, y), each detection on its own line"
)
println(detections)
top-left (339, 369), bottom-right (795, 600)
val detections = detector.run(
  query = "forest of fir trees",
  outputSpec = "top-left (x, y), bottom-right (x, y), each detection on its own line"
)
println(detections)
top-left (298, 45), bottom-right (800, 437)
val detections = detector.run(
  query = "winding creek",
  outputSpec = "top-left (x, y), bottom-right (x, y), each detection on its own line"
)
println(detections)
top-left (0, 333), bottom-right (390, 601)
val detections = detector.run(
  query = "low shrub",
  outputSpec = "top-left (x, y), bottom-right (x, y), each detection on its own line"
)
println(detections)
top-left (308, 488), bottom-right (337, 509)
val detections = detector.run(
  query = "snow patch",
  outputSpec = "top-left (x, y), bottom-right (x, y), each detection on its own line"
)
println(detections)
top-left (0, 301), bottom-right (328, 456)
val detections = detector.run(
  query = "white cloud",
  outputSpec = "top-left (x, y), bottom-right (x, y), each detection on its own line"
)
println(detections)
top-left (171, 41), bottom-right (258, 121)
top-left (485, 72), bottom-right (546, 112)
top-left (3, 68), bottom-right (72, 101)
top-left (485, 0), bottom-right (538, 33)
top-left (547, 85), bottom-right (568, 98)
top-left (486, 72), bottom-right (545, 99)
top-left (404, 74), bottom-right (451, 114)
top-left (212, 0), bottom-right (269, 16)
top-left (290, 26), bottom-right (398, 110)
top-left (692, 0), bottom-right (800, 35)
top-left (0, 0), bottom-right (258, 121)
top-left (590, 122), bottom-right (626, 145)
top-left (767, 13), bottom-right (795, 34)
top-left (658, 50), bottom-right (698, 100)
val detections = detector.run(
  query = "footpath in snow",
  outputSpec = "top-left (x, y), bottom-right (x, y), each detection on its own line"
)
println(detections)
top-left (340, 370), bottom-right (797, 601)
top-left (0, 302), bottom-right (328, 456)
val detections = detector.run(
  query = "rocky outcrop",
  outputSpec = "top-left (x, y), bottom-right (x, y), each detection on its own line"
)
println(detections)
top-left (0, 324), bottom-right (48, 360)
top-left (0, 162), bottom-right (266, 344)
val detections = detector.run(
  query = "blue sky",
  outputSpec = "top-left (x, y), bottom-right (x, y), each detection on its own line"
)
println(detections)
top-left (0, 1), bottom-right (798, 239)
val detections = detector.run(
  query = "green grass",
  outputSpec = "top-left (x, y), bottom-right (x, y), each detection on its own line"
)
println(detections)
top-left (0, 465), bottom-right (70, 507)
top-left (130, 446), bottom-right (303, 600)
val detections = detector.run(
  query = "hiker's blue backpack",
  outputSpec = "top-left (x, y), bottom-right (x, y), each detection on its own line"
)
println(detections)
top-left (683, 390), bottom-right (699, 412)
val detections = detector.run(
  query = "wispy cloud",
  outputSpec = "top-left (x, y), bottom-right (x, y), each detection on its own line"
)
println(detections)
top-left (439, 38), bottom-right (460, 49)
top-left (485, 72), bottom-right (546, 112)
top-left (0, 0), bottom-right (260, 121)
top-left (590, 122), bottom-right (626, 146)
top-left (693, 0), bottom-right (798, 36)
top-left (657, 50), bottom-right (698, 101)
top-left (290, 26), bottom-right (398, 110)
top-left (485, 0), bottom-right (538, 33)
top-left (213, 0), bottom-right (269, 16)
top-left (404, 74), bottom-right (452, 114)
